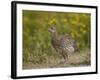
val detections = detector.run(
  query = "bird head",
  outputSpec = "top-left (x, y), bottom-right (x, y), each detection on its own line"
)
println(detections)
top-left (48, 26), bottom-right (56, 33)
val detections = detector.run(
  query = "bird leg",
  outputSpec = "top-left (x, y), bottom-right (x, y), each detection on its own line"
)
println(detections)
top-left (62, 52), bottom-right (68, 64)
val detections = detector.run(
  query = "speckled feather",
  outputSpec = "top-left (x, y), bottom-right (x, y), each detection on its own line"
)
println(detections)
top-left (49, 26), bottom-right (78, 62)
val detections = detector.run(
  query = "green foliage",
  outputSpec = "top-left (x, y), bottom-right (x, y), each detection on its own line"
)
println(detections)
top-left (23, 10), bottom-right (91, 66)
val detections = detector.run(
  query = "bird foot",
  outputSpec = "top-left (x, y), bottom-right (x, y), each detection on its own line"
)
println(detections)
top-left (59, 59), bottom-right (68, 64)
top-left (64, 60), bottom-right (69, 64)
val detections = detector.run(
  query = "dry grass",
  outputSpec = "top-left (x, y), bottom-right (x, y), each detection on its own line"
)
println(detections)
top-left (23, 49), bottom-right (90, 69)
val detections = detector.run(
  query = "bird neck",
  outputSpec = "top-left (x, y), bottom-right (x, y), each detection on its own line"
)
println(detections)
top-left (51, 32), bottom-right (58, 40)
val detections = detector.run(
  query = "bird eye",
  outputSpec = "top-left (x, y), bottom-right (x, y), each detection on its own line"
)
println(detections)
top-left (51, 27), bottom-right (53, 29)
top-left (51, 27), bottom-right (55, 30)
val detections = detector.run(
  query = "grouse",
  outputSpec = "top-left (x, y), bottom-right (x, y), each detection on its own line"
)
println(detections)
top-left (48, 26), bottom-right (78, 63)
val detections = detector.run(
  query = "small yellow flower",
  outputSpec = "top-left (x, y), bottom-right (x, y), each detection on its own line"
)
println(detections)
top-left (48, 18), bottom-right (56, 25)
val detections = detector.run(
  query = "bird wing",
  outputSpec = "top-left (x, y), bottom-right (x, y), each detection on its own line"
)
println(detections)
top-left (59, 34), bottom-right (77, 53)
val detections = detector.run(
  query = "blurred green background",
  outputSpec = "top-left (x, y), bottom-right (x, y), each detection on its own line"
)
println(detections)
top-left (23, 10), bottom-right (91, 69)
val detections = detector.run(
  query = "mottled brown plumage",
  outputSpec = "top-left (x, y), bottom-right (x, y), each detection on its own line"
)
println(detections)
top-left (49, 26), bottom-right (78, 63)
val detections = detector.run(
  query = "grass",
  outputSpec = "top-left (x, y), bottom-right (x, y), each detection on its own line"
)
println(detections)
top-left (23, 48), bottom-right (90, 69)
top-left (22, 10), bottom-right (91, 70)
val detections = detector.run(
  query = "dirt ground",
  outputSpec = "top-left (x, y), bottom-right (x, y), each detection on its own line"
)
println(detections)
top-left (23, 49), bottom-right (91, 69)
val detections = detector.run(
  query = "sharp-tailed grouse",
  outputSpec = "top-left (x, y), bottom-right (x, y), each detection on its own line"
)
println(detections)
top-left (48, 26), bottom-right (78, 63)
